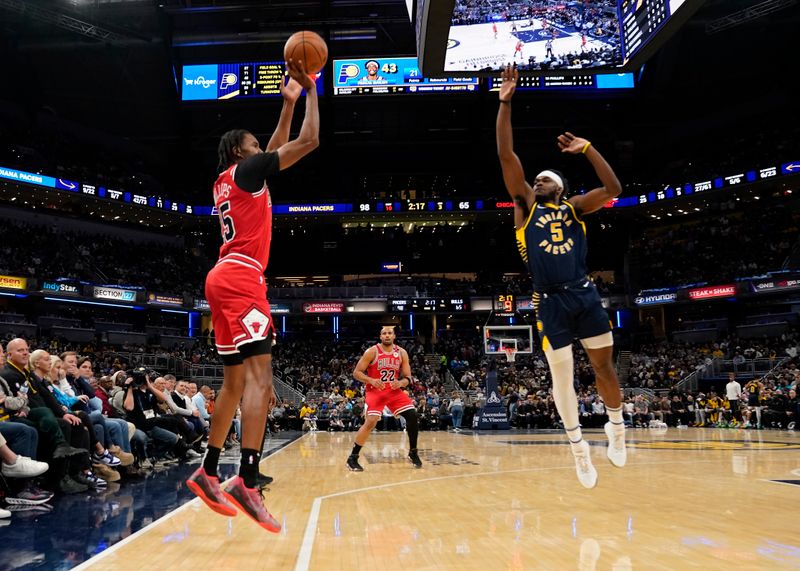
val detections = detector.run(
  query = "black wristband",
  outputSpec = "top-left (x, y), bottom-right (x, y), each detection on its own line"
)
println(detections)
top-left (500, 100), bottom-right (510, 105)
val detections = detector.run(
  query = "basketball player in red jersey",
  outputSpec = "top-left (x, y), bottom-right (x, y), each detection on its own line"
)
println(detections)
top-left (347, 326), bottom-right (422, 471)
top-left (186, 58), bottom-right (319, 533)
top-left (514, 39), bottom-right (524, 61)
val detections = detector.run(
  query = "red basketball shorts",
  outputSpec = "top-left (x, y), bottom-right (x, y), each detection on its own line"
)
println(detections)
top-left (365, 387), bottom-right (415, 417)
top-left (205, 262), bottom-right (273, 355)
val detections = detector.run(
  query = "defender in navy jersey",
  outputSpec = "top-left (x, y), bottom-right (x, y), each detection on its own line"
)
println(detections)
top-left (187, 59), bottom-right (320, 532)
top-left (496, 63), bottom-right (626, 489)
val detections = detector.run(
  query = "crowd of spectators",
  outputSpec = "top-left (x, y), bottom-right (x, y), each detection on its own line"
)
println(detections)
top-left (629, 194), bottom-right (799, 289)
top-left (452, 0), bottom-right (617, 32)
top-left (0, 334), bottom-right (253, 524)
top-left (0, 221), bottom-right (213, 299)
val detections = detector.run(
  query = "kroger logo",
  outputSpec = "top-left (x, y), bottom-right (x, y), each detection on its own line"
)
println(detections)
top-left (182, 65), bottom-right (220, 101)
top-left (184, 76), bottom-right (217, 88)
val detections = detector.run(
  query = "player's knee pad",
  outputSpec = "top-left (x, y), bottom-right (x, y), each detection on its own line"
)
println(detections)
top-left (544, 345), bottom-right (573, 366)
top-left (400, 409), bottom-right (418, 431)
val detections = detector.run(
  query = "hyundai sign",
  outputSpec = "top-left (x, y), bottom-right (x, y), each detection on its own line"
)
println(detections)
top-left (634, 292), bottom-right (677, 306)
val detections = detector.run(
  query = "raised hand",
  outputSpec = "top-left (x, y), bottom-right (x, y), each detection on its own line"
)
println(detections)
top-left (286, 58), bottom-right (316, 91)
top-left (280, 75), bottom-right (303, 104)
top-left (499, 63), bottom-right (518, 103)
top-left (557, 132), bottom-right (590, 154)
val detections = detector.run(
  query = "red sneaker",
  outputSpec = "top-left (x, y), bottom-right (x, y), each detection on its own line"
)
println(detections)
top-left (223, 476), bottom-right (281, 533)
top-left (186, 467), bottom-right (237, 517)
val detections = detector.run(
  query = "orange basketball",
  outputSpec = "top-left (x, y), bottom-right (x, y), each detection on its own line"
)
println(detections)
top-left (284, 31), bottom-right (328, 74)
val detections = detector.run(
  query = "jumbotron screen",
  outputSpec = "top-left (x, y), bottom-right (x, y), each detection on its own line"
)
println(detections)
top-left (332, 56), bottom-right (478, 95)
top-left (181, 62), bottom-right (324, 101)
top-left (418, 0), bottom-right (704, 76)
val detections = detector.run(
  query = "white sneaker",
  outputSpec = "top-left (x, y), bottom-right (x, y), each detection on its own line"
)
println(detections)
top-left (0, 507), bottom-right (10, 519)
top-left (185, 449), bottom-right (202, 459)
top-left (571, 440), bottom-right (598, 489)
top-left (2, 456), bottom-right (49, 478)
top-left (604, 422), bottom-right (627, 468)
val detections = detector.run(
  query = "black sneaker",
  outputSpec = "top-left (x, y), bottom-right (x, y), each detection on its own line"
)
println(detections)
top-left (408, 449), bottom-right (422, 468)
top-left (53, 443), bottom-right (88, 459)
top-left (59, 475), bottom-right (88, 494)
top-left (346, 455), bottom-right (364, 472)
top-left (257, 474), bottom-right (274, 486)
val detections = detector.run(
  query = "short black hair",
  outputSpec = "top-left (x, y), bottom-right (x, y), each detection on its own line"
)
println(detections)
top-left (217, 129), bottom-right (250, 172)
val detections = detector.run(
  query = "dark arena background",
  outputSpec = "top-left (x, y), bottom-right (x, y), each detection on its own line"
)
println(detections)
top-left (1, 1), bottom-right (799, 569)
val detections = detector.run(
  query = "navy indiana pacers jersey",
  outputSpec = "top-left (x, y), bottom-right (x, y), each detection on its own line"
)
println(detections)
top-left (516, 200), bottom-right (587, 289)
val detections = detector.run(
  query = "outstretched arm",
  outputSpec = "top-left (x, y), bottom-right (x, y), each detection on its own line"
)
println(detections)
top-left (266, 76), bottom-right (302, 152)
top-left (496, 64), bottom-right (534, 208)
top-left (275, 59), bottom-right (320, 171)
top-left (559, 132), bottom-right (622, 216)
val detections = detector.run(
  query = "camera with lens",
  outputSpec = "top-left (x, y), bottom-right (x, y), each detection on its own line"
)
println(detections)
top-left (129, 367), bottom-right (149, 387)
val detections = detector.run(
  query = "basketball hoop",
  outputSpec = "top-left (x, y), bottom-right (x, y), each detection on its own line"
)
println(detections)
top-left (503, 347), bottom-right (517, 362)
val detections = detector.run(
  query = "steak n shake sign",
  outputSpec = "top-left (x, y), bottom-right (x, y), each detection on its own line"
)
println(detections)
top-left (687, 285), bottom-right (736, 300)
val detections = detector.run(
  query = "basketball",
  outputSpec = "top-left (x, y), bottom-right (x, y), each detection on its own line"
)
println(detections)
top-left (284, 31), bottom-right (328, 74)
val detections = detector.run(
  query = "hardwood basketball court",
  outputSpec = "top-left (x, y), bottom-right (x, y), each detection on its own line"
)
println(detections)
top-left (71, 428), bottom-right (800, 571)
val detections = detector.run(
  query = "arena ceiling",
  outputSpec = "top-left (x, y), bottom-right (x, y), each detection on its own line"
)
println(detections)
top-left (0, 0), bottom-right (797, 203)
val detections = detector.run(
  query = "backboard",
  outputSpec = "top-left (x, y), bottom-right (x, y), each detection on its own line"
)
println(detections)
top-left (483, 325), bottom-right (534, 359)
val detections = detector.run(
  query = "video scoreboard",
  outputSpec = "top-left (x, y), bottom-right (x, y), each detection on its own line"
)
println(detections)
top-left (181, 62), bottom-right (324, 101)
top-left (621, 0), bottom-right (689, 63)
top-left (333, 56), bottom-right (478, 95)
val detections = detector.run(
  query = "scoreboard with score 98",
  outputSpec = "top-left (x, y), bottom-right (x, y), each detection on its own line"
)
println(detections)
top-left (333, 56), bottom-right (478, 95)
top-left (356, 199), bottom-right (483, 213)
top-left (389, 298), bottom-right (469, 312)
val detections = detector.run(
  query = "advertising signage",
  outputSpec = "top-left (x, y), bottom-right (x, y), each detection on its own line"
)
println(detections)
top-left (303, 302), bottom-right (345, 314)
top-left (93, 286), bottom-right (137, 302)
top-left (634, 291), bottom-right (678, 306)
top-left (751, 278), bottom-right (800, 294)
top-left (0, 275), bottom-right (27, 290)
top-left (41, 281), bottom-right (80, 295)
top-left (147, 293), bottom-right (184, 307)
top-left (687, 285), bottom-right (737, 301)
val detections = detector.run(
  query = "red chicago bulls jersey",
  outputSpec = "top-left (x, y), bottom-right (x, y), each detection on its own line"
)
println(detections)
top-left (213, 163), bottom-right (273, 272)
top-left (365, 344), bottom-right (402, 392)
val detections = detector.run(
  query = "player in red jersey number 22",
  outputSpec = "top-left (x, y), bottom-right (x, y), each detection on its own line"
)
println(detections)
top-left (347, 326), bottom-right (423, 471)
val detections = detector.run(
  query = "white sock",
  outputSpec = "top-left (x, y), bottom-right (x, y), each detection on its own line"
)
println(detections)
top-left (606, 405), bottom-right (624, 428)
top-left (545, 345), bottom-right (583, 447)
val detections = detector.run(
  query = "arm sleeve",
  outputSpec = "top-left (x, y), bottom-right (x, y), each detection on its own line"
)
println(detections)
top-left (233, 152), bottom-right (280, 193)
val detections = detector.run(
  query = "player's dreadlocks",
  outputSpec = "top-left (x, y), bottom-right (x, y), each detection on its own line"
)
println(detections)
top-left (217, 129), bottom-right (249, 172)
